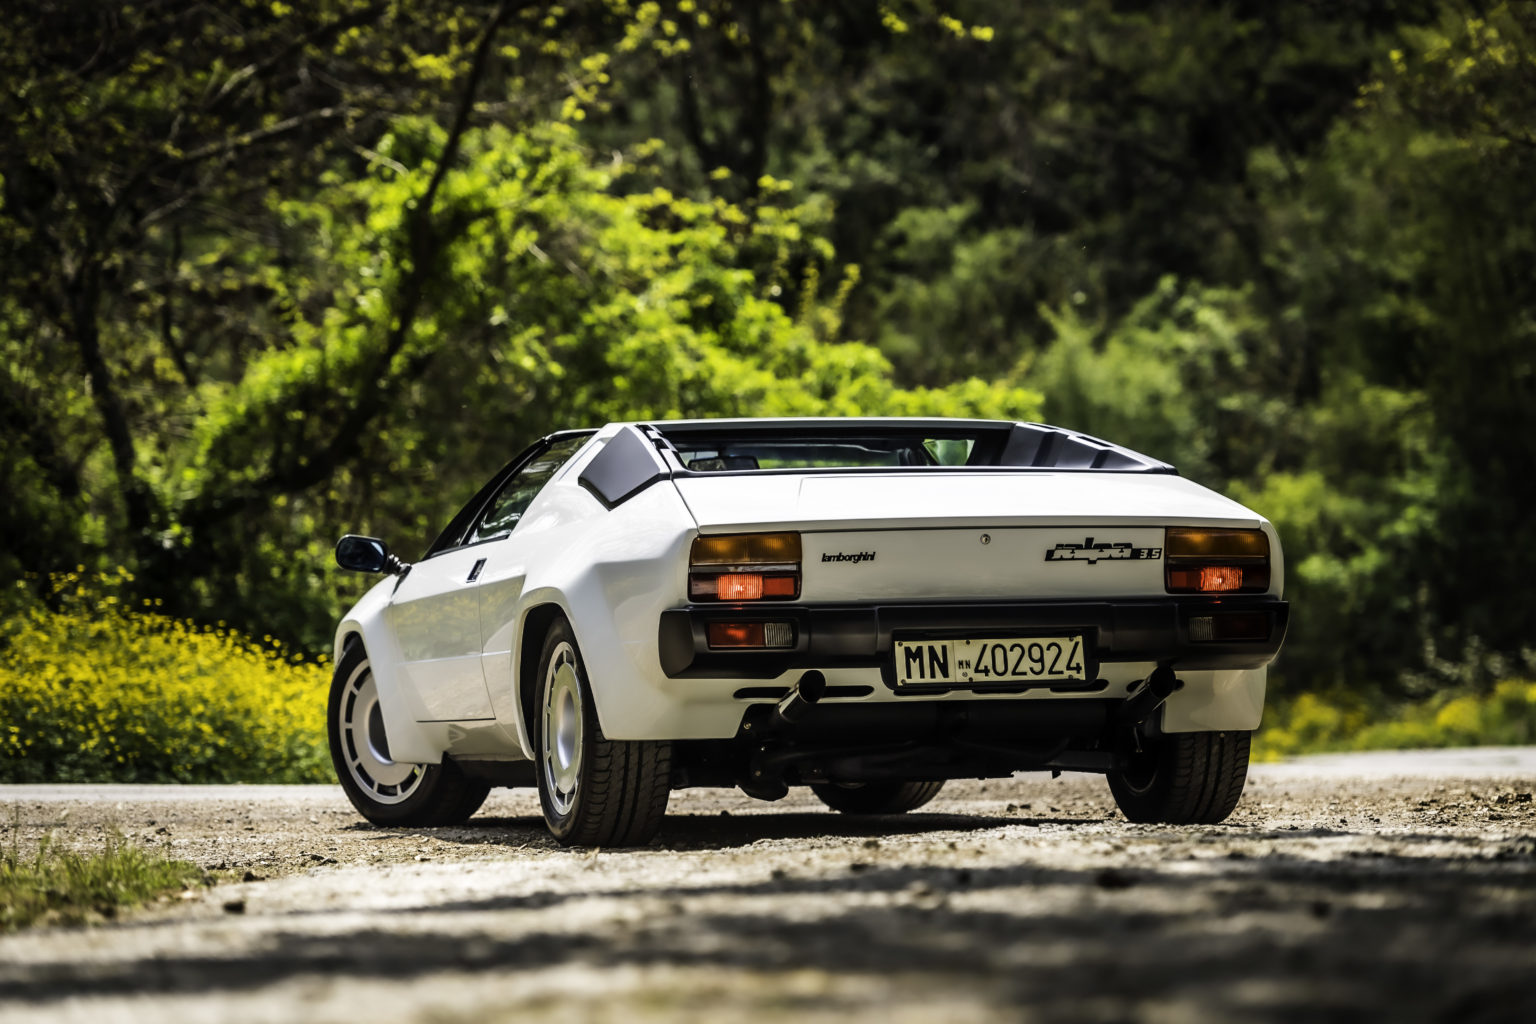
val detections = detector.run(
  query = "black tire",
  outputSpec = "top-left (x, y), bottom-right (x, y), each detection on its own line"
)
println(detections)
top-left (534, 617), bottom-right (672, 847)
top-left (328, 640), bottom-right (490, 827)
top-left (1107, 730), bottom-right (1251, 824)
top-left (811, 779), bottom-right (946, 815)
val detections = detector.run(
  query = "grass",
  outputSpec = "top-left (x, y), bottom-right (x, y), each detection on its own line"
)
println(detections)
top-left (1, 829), bottom-right (206, 932)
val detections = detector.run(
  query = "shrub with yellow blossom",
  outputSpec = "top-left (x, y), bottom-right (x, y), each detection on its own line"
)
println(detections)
top-left (1, 572), bottom-right (330, 783)
top-left (1254, 680), bottom-right (1536, 761)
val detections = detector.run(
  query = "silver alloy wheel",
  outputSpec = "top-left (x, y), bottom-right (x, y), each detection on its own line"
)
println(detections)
top-left (338, 656), bottom-right (424, 804)
top-left (541, 640), bottom-right (585, 816)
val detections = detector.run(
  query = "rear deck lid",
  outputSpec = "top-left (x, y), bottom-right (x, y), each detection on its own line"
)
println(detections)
top-left (674, 472), bottom-right (1272, 601)
top-left (673, 471), bottom-right (1261, 533)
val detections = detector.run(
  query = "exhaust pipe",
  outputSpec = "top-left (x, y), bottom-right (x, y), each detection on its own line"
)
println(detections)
top-left (741, 671), bottom-right (827, 801)
top-left (773, 670), bottom-right (827, 727)
top-left (1118, 665), bottom-right (1181, 726)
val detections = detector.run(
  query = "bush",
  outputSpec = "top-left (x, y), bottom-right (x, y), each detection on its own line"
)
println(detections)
top-left (1255, 680), bottom-right (1536, 761)
top-left (0, 572), bottom-right (330, 783)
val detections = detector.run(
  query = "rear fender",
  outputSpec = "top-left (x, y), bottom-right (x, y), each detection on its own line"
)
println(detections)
top-left (503, 482), bottom-right (698, 756)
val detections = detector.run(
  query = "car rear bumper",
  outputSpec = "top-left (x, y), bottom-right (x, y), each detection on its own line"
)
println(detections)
top-left (658, 597), bottom-right (1288, 682)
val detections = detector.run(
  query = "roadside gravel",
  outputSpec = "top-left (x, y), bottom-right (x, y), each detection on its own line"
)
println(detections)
top-left (3, 748), bottom-right (1534, 1022)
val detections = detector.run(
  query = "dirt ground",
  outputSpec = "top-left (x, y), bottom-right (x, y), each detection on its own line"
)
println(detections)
top-left (2, 748), bottom-right (1534, 1023)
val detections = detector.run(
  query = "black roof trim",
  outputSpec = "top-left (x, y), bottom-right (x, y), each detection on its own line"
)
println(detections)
top-left (1000, 423), bottom-right (1174, 473)
top-left (578, 424), bottom-right (670, 509)
top-left (649, 416), bottom-right (1012, 434)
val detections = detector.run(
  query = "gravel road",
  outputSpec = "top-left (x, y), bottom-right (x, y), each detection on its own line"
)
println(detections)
top-left (3, 748), bottom-right (1535, 1023)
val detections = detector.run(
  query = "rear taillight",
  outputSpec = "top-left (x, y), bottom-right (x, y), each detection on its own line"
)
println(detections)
top-left (1165, 528), bottom-right (1270, 594)
top-left (690, 532), bottom-right (801, 601)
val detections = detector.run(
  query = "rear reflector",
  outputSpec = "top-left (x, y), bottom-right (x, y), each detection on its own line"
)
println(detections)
top-left (1189, 613), bottom-right (1270, 643)
top-left (707, 621), bottom-right (795, 649)
top-left (763, 621), bottom-right (794, 647)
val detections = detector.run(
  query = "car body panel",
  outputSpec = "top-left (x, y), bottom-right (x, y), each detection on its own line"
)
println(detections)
top-left (334, 418), bottom-right (1288, 770)
top-left (800, 527), bottom-right (1171, 602)
top-left (388, 545), bottom-right (498, 721)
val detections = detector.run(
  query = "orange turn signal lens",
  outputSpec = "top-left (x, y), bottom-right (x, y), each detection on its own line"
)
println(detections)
top-left (1166, 528), bottom-right (1269, 559)
top-left (691, 532), bottom-right (802, 566)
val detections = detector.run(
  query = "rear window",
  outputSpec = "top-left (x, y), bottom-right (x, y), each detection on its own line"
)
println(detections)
top-left (672, 434), bottom-right (983, 471)
top-left (651, 421), bottom-right (1175, 475)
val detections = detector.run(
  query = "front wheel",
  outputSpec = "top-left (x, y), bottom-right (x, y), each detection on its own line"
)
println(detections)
top-left (535, 618), bottom-right (671, 847)
top-left (811, 780), bottom-right (946, 815)
top-left (328, 641), bottom-right (489, 826)
top-left (1107, 730), bottom-right (1251, 824)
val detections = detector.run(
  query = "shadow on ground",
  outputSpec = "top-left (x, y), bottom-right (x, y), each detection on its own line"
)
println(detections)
top-left (2, 830), bottom-right (1533, 1022)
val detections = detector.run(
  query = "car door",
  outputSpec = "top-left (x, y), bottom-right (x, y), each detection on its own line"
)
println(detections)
top-left (387, 542), bottom-right (497, 722)
top-left (388, 434), bottom-right (591, 723)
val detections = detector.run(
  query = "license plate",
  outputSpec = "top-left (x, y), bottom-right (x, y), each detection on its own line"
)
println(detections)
top-left (894, 636), bottom-right (1087, 687)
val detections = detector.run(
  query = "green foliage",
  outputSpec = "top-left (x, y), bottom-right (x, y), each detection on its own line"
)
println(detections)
top-left (174, 119), bottom-right (1039, 646)
top-left (1255, 680), bottom-right (1536, 761)
top-left (1027, 278), bottom-right (1286, 486)
top-left (0, 574), bottom-right (330, 783)
top-left (1, 831), bottom-right (205, 932)
top-left (2, 0), bottom-right (1534, 736)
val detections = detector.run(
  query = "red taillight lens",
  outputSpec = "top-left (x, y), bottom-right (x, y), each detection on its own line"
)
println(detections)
top-left (708, 622), bottom-right (765, 647)
top-left (1165, 528), bottom-right (1270, 594)
top-left (761, 576), bottom-right (797, 597)
top-left (690, 533), bottom-right (801, 601)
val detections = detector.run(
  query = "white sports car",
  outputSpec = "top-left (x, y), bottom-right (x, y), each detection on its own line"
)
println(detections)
top-left (331, 418), bottom-right (1287, 845)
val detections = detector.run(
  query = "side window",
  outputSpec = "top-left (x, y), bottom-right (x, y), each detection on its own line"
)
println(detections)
top-left (469, 435), bottom-right (588, 545)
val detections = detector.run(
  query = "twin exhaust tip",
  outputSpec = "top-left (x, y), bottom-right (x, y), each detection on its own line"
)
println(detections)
top-left (774, 670), bottom-right (827, 726)
top-left (1119, 665), bottom-right (1182, 726)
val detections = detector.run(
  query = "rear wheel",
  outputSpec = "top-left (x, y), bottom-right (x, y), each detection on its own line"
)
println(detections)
top-left (811, 780), bottom-right (945, 815)
top-left (534, 618), bottom-right (672, 847)
top-left (328, 641), bottom-right (490, 826)
top-left (1107, 730), bottom-right (1251, 824)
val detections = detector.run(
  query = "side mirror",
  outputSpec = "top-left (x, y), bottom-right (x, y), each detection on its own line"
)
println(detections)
top-left (335, 535), bottom-right (408, 575)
